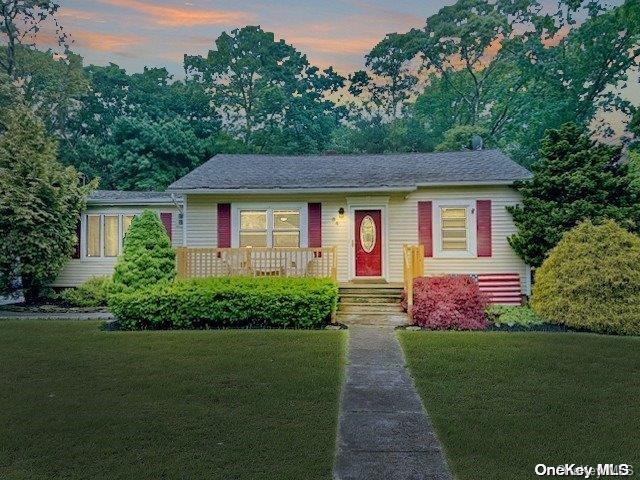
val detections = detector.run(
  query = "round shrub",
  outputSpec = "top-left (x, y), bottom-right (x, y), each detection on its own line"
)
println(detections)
top-left (411, 275), bottom-right (488, 330)
top-left (531, 220), bottom-right (640, 335)
top-left (113, 210), bottom-right (175, 291)
top-left (485, 305), bottom-right (545, 328)
top-left (58, 276), bottom-right (114, 307)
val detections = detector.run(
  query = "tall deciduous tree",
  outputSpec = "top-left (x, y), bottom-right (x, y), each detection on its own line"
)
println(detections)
top-left (349, 33), bottom-right (418, 118)
top-left (0, 0), bottom-right (67, 78)
top-left (507, 123), bottom-right (640, 268)
top-left (58, 63), bottom-right (218, 189)
top-left (404, 0), bottom-right (640, 163)
top-left (0, 103), bottom-right (95, 300)
top-left (184, 26), bottom-right (344, 151)
top-left (0, 71), bottom-right (19, 129)
top-left (15, 48), bottom-right (89, 144)
top-left (404, 0), bottom-right (552, 128)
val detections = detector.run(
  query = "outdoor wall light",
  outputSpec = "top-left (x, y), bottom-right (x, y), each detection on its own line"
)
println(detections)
top-left (333, 207), bottom-right (346, 225)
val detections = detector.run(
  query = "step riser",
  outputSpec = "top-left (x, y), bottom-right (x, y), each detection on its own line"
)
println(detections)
top-left (339, 296), bottom-right (402, 304)
top-left (338, 306), bottom-right (405, 314)
top-left (335, 313), bottom-right (408, 326)
top-left (339, 289), bottom-right (404, 296)
top-left (340, 301), bottom-right (402, 306)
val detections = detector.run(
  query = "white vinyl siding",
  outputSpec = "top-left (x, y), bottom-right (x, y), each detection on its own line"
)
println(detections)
top-left (53, 185), bottom-right (525, 288)
top-left (52, 205), bottom-right (182, 287)
top-left (386, 187), bottom-right (526, 282)
top-left (185, 196), bottom-right (217, 247)
top-left (180, 187), bottom-right (526, 284)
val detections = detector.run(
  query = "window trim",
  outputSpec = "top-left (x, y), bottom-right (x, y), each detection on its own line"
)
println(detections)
top-left (81, 211), bottom-right (141, 260)
top-left (231, 203), bottom-right (308, 248)
top-left (432, 200), bottom-right (477, 258)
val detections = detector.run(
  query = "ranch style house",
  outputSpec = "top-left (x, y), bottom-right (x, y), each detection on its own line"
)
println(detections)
top-left (53, 150), bottom-right (533, 310)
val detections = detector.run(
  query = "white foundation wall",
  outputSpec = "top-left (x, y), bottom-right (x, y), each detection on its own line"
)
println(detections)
top-left (52, 204), bottom-right (183, 287)
top-left (181, 186), bottom-right (526, 284)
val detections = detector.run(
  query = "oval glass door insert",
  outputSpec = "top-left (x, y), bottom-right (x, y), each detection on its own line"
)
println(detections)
top-left (360, 215), bottom-right (376, 253)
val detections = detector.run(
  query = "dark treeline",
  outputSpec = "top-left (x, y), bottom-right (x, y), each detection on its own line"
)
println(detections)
top-left (1, 0), bottom-right (639, 190)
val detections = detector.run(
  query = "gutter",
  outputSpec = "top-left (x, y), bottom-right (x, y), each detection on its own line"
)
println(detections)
top-left (87, 198), bottom-right (183, 206)
top-left (414, 179), bottom-right (525, 187)
top-left (166, 179), bottom-right (529, 195)
top-left (165, 186), bottom-right (419, 195)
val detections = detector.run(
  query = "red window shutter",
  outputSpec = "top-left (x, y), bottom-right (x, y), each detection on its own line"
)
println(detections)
top-left (307, 203), bottom-right (322, 248)
top-left (160, 212), bottom-right (173, 242)
top-left (418, 201), bottom-right (433, 258)
top-left (72, 218), bottom-right (81, 259)
top-left (477, 200), bottom-right (492, 257)
top-left (217, 203), bottom-right (231, 248)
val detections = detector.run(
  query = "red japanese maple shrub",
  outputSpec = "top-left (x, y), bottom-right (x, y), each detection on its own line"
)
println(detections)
top-left (411, 275), bottom-right (488, 330)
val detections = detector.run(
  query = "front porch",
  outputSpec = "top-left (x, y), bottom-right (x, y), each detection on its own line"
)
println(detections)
top-left (174, 245), bottom-right (425, 326)
top-left (175, 246), bottom-right (338, 281)
top-left (176, 245), bottom-right (423, 284)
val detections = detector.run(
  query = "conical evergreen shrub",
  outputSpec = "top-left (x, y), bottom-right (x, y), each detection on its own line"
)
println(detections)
top-left (113, 210), bottom-right (175, 290)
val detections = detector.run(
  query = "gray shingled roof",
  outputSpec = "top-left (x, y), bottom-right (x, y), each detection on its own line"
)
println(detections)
top-left (88, 190), bottom-right (181, 204)
top-left (167, 150), bottom-right (532, 192)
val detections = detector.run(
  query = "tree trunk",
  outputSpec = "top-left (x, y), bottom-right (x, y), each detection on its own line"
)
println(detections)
top-left (22, 275), bottom-right (42, 305)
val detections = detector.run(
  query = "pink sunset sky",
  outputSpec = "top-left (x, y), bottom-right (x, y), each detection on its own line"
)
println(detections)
top-left (46, 0), bottom-right (638, 131)
top-left (55, 0), bottom-right (440, 74)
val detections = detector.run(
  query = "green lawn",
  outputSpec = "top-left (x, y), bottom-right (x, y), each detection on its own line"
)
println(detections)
top-left (399, 331), bottom-right (640, 480)
top-left (0, 320), bottom-right (346, 480)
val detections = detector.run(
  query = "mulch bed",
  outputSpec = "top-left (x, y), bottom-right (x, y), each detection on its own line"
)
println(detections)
top-left (2, 303), bottom-right (108, 313)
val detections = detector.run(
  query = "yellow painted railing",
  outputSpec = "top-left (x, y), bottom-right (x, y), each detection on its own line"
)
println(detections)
top-left (175, 246), bottom-right (338, 281)
top-left (403, 244), bottom-right (425, 315)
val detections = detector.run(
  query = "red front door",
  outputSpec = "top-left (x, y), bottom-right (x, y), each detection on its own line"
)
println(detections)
top-left (355, 210), bottom-right (382, 277)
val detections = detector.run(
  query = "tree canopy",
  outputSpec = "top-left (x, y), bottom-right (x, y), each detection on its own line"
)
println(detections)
top-left (0, 103), bottom-right (95, 300)
top-left (185, 26), bottom-right (345, 153)
top-left (507, 123), bottom-right (640, 267)
top-left (2, 0), bottom-right (639, 187)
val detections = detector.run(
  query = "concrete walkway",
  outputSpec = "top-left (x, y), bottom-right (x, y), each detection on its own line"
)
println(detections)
top-left (334, 325), bottom-right (452, 480)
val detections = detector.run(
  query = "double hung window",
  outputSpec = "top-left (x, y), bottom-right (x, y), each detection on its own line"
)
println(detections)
top-left (85, 214), bottom-right (136, 258)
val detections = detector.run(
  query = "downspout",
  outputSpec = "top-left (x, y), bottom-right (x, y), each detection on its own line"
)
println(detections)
top-left (170, 194), bottom-right (187, 247)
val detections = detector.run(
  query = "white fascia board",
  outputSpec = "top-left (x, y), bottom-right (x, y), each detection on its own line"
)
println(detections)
top-left (86, 199), bottom-right (181, 206)
top-left (415, 180), bottom-right (521, 187)
top-left (166, 186), bottom-right (418, 195)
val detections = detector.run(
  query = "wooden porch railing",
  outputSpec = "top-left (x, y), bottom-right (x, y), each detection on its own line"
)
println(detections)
top-left (403, 244), bottom-right (425, 315)
top-left (175, 246), bottom-right (338, 281)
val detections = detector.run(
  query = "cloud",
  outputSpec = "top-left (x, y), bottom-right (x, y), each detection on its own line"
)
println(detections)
top-left (340, 0), bottom-right (425, 27)
top-left (73, 30), bottom-right (147, 55)
top-left (98, 0), bottom-right (250, 27)
top-left (287, 35), bottom-right (378, 55)
top-left (58, 8), bottom-right (107, 23)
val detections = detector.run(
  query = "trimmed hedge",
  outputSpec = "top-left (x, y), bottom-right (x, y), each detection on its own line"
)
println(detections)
top-left (531, 220), bottom-right (640, 335)
top-left (411, 275), bottom-right (488, 330)
top-left (109, 276), bottom-right (338, 330)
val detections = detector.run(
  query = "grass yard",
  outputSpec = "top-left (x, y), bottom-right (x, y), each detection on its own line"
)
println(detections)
top-left (399, 331), bottom-right (640, 480)
top-left (0, 320), bottom-right (346, 480)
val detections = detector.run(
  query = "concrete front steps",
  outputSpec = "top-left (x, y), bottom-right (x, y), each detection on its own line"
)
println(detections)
top-left (336, 283), bottom-right (408, 326)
